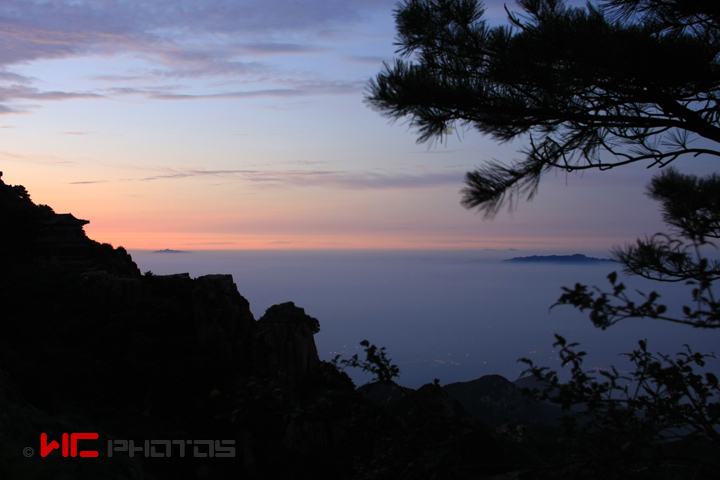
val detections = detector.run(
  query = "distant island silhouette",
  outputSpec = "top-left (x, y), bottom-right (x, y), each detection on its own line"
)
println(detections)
top-left (152, 248), bottom-right (190, 253)
top-left (503, 253), bottom-right (615, 264)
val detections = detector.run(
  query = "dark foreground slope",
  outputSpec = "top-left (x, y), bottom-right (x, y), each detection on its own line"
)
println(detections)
top-left (5, 174), bottom-right (709, 480)
top-left (1, 175), bottom-right (552, 479)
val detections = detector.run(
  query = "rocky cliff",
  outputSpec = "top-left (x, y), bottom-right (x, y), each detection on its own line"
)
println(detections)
top-left (0, 174), bottom-right (331, 478)
top-left (0, 173), bottom-right (579, 480)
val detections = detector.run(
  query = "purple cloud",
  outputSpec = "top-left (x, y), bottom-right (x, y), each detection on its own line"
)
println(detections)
top-left (0, 70), bottom-right (33, 84)
top-left (0, 104), bottom-right (24, 114)
top-left (0, 0), bottom-right (398, 112)
top-left (237, 43), bottom-right (324, 55)
top-left (0, 84), bottom-right (104, 113)
top-left (149, 89), bottom-right (302, 101)
top-left (0, 0), bottom-right (394, 66)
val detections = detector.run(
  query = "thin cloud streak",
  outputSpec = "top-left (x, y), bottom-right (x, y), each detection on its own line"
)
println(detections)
top-left (237, 43), bottom-right (324, 55)
top-left (150, 89), bottom-right (303, 101)
top-left (69, 168), bottom-right (465, 190)
top-left (0, 104), bottom-right (23, 114)
top-left (0, 70), bottom-right (33, 84)
top-left (0, 149), bottom-right (75, 165)
top-left (170, 168), bottom-right (464, 190)
top-left (0, 85), bottom-right (105, 113)
top-left (103, 80), bottom-right (366, 101)
top-left (345, 54), bottom-right (390, 66)
top-left (241, 171), bottom-right (465, 189)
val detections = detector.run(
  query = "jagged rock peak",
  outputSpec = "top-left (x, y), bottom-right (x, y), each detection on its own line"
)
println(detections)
top-left (253, 302), bottom-right (320, 385)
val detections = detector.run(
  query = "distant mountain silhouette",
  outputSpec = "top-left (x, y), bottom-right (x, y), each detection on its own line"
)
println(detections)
top-left (153, 248), bottom-right (190, 253)
top-left (443, 374), bottom-right (562, 429)
top-left (503, 253), bottom-right (615, 264)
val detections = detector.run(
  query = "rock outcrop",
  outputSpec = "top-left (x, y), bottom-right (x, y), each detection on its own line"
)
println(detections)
top-left (192, 274), bottom-right (256, 369)
top-left (74, 270), bottom-right (323, 385)
top-left (253, 302), bottom-right (320, 385)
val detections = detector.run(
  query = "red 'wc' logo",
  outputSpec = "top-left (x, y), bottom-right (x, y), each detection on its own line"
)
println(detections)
top-left (40, 433), bottom-right (99, 457)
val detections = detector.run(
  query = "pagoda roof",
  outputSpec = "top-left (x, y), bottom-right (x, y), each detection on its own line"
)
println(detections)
top-left (41, 213), bottom-right (89, 226)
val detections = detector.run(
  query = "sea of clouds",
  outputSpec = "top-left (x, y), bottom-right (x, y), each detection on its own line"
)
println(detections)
top-left (130, 249), bottom-right (717, 388)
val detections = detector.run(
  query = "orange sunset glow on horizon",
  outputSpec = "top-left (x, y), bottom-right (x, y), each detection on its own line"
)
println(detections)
top-left (0, 0), bottom-right (700, 255)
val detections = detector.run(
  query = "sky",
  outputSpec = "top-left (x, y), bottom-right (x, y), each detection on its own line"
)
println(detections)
top-left (1, 0), bottom-right (716, 251)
